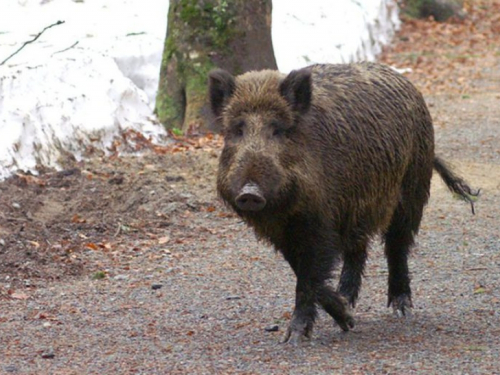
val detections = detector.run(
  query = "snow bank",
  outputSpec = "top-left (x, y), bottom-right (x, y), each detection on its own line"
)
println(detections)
top-left (0, 0), bottom-right (169, 104)
top-left (0, 0), bottom-right (400, 180)
top-left (0, 50), bottom-right (162, 179)
top-left (273, 0), bottom-right (400, 72)
top-left (0, 0), bottom-right (169, 180)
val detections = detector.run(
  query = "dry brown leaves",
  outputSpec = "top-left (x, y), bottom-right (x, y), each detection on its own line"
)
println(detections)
top-left (107, 128), bottom-right (223, 157)
top-left (379, 0), bottom-right (500, 95)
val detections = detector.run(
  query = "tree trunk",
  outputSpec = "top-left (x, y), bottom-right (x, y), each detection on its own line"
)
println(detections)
top-left (156, 0), bottom-right (277, 133)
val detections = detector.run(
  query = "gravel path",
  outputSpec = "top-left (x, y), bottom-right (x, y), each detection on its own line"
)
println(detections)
top-left (1, 68), bottom-right (499, 375)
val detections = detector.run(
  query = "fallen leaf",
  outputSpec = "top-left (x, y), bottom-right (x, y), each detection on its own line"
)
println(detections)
top-left (474, 286), bottom-right (488, 295)
top-left (158, 236), bottom-right (170, 245)
top-left (98, 242), bottom-right (112, 250)
top-left (11, 292), bottom-right (30, 300)
top-left (86, 243), bottom-right (99, 250)
top-left (72, 214), bottom-right (86, 223)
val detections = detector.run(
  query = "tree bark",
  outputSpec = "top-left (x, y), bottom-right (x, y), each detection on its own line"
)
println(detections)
top-left (156, 0), bottom-right (277, 132)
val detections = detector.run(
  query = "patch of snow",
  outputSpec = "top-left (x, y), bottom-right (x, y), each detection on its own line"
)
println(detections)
top-left (0, 50), bottom-right (162, 180)
top-left (0, 0), bottom-right (169, 180)
top-left (0, 0), bottom-right (169, 106)
top-left (272, 0), bottom-right (400, 72)
top-left (0, 0), bottom-right (400, 180)
top-left (101, 36), bottom-right (165, 107)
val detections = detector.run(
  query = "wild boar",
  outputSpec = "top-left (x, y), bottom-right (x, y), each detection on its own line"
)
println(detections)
top-left (208, 62), bottom-right (477, 344)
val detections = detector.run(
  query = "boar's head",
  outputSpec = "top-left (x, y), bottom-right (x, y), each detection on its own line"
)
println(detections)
top-left (209, 68), bottom-right (313, 217)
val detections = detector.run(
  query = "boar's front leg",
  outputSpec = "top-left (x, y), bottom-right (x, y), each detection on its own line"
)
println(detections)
top-left (282, 250), bottom-right (354, 344)
top-left (281, 219), bottom-right (354, 344)
top-left (317, 284), bottom-right (355, 332)
top-left (338, 234), bottom-right (369, 307)
top-left (283, 269), bottom-right (317, 344)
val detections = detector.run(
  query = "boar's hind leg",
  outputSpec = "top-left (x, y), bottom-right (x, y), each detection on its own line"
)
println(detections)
top-left (384, 198), bottom-right (425, 316)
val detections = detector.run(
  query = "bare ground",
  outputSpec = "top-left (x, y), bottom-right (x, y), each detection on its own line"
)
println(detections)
top-left (2, 26), bottom-right (500, 375)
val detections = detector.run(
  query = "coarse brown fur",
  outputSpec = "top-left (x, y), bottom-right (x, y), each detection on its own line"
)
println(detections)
top-left (209, 62), bottom-right (477, 344)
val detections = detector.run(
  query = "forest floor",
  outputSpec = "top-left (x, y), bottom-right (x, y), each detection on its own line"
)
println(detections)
top-left (1, 1), bottom-right (500, 374)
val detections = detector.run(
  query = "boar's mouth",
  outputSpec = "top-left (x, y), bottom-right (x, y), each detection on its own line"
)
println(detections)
top-left (235, 183), bottom-right (267, 211)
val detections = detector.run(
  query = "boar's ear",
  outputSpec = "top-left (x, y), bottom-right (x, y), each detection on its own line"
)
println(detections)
top-left (208, 69), bottom-right (236, 118)
top-left (279, 69), bottom-right (312, 114)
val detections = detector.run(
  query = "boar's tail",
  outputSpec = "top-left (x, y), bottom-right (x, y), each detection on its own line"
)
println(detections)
top-left (433, 157), bottom-right (480, 215)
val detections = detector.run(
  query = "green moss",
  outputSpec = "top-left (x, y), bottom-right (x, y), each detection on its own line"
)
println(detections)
top-left (178, 0), bottom-right (234, 49)
top-left (164, 36), bottom-right (176, 60)
top-left (182, 57), bottom-right (216, 130)
top-left (183, 59), bottom-right (214, 96)
top-left (403, 0), bottom-right (463, 21)
top-left (92, 271), bottom-right (106, 280)
top-left (179, 0), bottom-right (203, 23)
top-left (172, 127), bottom-right (183, 136)
top-left (155, 90), bottom-right (184, 130)
top-left (156, 56), bottom-right (214, 129)
top-left (403, 0), bottom-right (425, 18)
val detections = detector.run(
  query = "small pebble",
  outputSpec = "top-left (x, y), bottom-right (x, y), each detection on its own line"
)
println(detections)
top-left (151, 284), bottom-right (163, 290)
top-left (41, 348), bottom-right (55, 359)
top-left (108, 176), bottom-right (124, 185)
top-left (3, 364), bottom-right (18, 373)
top-left (12, 202), bottom-right (21, 209)
top-left (265, 325), bottom-right (279, 332)
top-left (113, 274), bottom-right (129, 281)
top-left (57, 168), bottom-right (80, 177)
top-left (165, 175), bottom-right (185, 182)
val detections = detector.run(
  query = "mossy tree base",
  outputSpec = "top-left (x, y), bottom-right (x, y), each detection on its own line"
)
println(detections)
top-left (402, 0), bottom-right (465, 21)
top-left (156, 0), bottom-right (277, 133)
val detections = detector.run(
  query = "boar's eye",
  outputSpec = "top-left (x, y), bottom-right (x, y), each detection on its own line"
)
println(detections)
top-left (271, 121), bottom-right (289, 137)
top-left (273, 128), bottom-right (285, 137)
top-left (229, 120), bottom-right (245, 138)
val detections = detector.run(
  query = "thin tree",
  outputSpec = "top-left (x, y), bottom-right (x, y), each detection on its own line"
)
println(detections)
top-left (156, 0), bottom-right (277, 132)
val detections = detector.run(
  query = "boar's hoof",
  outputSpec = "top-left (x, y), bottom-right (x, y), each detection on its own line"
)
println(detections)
top-left (282, 318), bottom-right (312, 345)
top-left (335, 313), bottom-right (356, 332)
top-left (235, 183), bottom-right (266, 211)
top-left (282, 327), bottom-right (312, 345)
top-left (389, 294), bottom-right (413, 318)
top-left (283, 329), bottom-right (309, 345)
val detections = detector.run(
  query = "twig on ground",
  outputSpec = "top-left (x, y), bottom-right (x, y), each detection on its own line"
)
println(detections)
top-left (465, 267), bottom-right (488, 272)
top-left (0, 20), bottom-right (65, 66)
top-left (51, 41), bottom-right (79, 56)
top-left (114, 223), bottom-right (122, 238)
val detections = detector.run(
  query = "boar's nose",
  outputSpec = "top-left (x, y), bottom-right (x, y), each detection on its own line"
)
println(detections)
top-left (235, 183), bottom-right (266, 211)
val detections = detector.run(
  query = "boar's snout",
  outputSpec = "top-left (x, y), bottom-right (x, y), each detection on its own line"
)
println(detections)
top-left (235, 183), bottom-right (267, 211)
